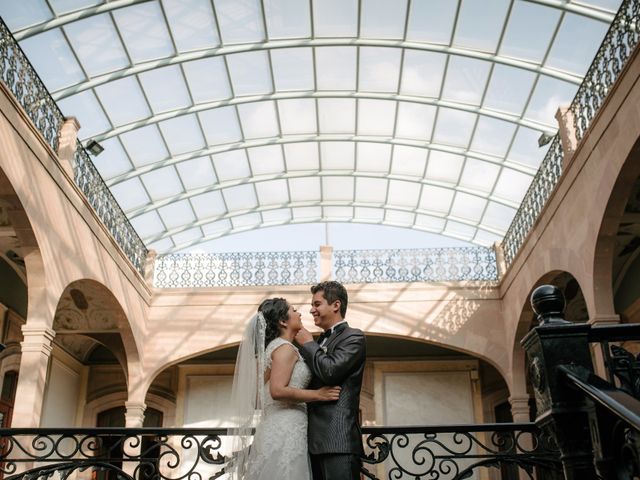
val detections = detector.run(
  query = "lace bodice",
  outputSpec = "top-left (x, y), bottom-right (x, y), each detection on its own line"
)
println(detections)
top-left (265, 337), bottom-right (312, 392)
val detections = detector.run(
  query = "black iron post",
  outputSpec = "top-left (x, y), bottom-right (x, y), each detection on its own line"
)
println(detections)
top-left (521, 285), bottom-right (598, 479)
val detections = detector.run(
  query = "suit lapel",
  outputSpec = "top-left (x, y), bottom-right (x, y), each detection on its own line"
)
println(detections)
top-left (326, 322), bottom-right (348, 351)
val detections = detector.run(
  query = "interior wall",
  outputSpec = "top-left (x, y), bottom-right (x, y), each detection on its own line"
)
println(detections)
top-left (40, 348), bottom-right (87, 427)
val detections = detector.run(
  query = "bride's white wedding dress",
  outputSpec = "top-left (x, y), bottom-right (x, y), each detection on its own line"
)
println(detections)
top-left (244, 337), bottom-right (312, 480)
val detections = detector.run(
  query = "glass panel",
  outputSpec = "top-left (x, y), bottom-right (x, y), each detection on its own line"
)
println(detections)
top-left (264, 0), bottom-right (311, 38)
top-left (524, 76), bottom-right (577, 126)
top-left (191, 191), bottom-right (227, 218)
top-left (140, 166), bottom-right (184, 201)
top-left (92, 138), bottom-right (132, 179)
top-left (313, 0), bottom-right (358, 37)
top-left (574, 0), bottom-right (622, 9)
top-left (406, 0), bottom-right (456, 44)
top-left (546, 14), bottom-right (608, 75)
top-left (226, 51), bottom-right (273, 96)
top-left (271, 48), bottom-right (314, 91)
top-left (158, 114), bottom-right (206, 155)
top-left (202, 219), bottom-right (232, 236)
top-left (441, 56), bottom-right (491, 105)
top-left (391, 146), bottom-right (427, 177)
top-left (198, 106), bottom-right (242, 145)
top-left (499, 1), bottom-right (560, 63)
top-left (113, 2), bottom-right (174, 62)
top-left (95, 76), bottom-right (150, 126)
top-left (176, 156), bottom-right (218, 190)
top-left (237, 101), bottom-right (280, 139)
top-left (149, 238), bottom-right (174, 252)
top-left (356, 143), bottom-right (391, 172)
top-left (284, 143), bottom-right (319, 171)
top-left (63, 14), bottom-right (129, 77)
top-left (278, 99), bottom-right (317, 135)
top-left (130, 211), bottom-right (165, 238)
top-left (223, 184), bottom-right (258, 210)
top-left (120, 125), bottom-right (169, 166)
top-left (492, 168), bottom-right (532, 203)
top-left (395, 103), bottom-right (436, 140)
top-left (453, 0), bottom-right (510, 53)
top-left (318, 99), bottom-right (356, 134)
top-left (444, 221), bottom-right (476, 240)
top-left (357, 99), bottom-right (396, 136)
top-left (419, 185), bottom-right (454, 213)
top-left (315, 47), bottom-right (357, 91)
top-left (163, 0), bottom-right (220, 52)
top-left (507, 127), bottom-right (545, 168)
top-left (214, 0), bottom-right (265, 44)
top-left (255, 179), bottom-right (289, 205)
top-left (425, 151), bottom-right (464, 184)
top-left (0, 0), bottom-right (52, 30)
top-left (359, 47), bottom-right (402, 92)
top-left (289, 177), bottom-right (320, 202)
top-left (482, 201), bottom-right (516, 232)
top-left (483, 65), bottom-right (536, 116)
top-left (450, 192), bottom-right (486, 223)
top-left (324, 206), bottom-right (354, 219)
top-left (473, 229), bottom-right (502, 246)
top-left (139, 65), bottom-right (191, 113)
top-left (173, 227), bottom-right (203, 246)
top-left (360, 0), bottom-right (408, 39)
top-left (320, 143), bottom-right (355, 170)
top-left (322, 177), bottom-right (354, 202)
top-left (385, 210), bottom-right (414, 226)
top-left (356, 177), bottom-right (388, 203)
top-left (400, 50), bottom-right (446, 98)
top-left (470, 117), bottom-right (517, 157)
top-left (20, 29), bottom-right (85, 91)
top-left (415, 214), bottom-right (446, 231)
top-left (232, 213), bottom-right (261, 229)
top-left (263, 209), bottom-right (292, 224)
top-left (110, 178), bottom-right (150, 211)
top-left (355, 207), bottom-right (384, 222)
top-left (212, 150), bottom-right (251, 181)
top-left (292, 206), bottom-right (321, 220)
top-left (49, 0), bottom-right (101, 14)
top-left (387, 180), bottom-right (420, 207)
top-left (183, 57), bottom-right (232, 103)
top-left (458, 158), bottom-right (500, 193)
top-left (58, 90), bottom-right (111, 140)
top-left (248, 145), bottom-right (285, 175)
top-left (432, 109), bottom-right (477, 148)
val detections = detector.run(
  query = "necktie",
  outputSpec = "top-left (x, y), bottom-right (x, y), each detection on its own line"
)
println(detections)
top-left (317, 329), bottom-right (331, 344)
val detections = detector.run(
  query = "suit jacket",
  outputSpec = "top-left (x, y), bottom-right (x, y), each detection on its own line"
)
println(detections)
top-left (299, 322), bottom-right (366, 455)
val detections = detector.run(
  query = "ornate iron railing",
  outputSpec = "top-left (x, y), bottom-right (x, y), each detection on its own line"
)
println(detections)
top-left (0, 424), bottom-right (561, 480)
top-left (0, 18), bottom-right (64, 151)
top-left (74, 144), bottom-right (147, 275)
top-left (570, 0), bottom-right (640, 142)
top-left (501, 137), bottom-right (563, 267)
top-left (0, 18), bottom-right (147, 275)
top-left (334, 246), bottom-right (498, 283)
top-left (154, 251), bottom-right (319, 288)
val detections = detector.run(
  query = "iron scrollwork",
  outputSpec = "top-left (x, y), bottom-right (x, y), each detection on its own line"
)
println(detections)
top-left (333, 247), bottom-right (498, 283)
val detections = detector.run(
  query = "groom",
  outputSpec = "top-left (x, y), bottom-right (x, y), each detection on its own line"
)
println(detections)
top-left (296, 280), bottom-right (366, 480)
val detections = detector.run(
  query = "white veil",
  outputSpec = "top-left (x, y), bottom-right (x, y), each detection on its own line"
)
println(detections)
top-left (227, 312), bottom-right (266, 479)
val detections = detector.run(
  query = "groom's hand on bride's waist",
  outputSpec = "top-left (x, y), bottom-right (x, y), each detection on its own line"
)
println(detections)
top-left (295, 327), bottom-right (314, 345)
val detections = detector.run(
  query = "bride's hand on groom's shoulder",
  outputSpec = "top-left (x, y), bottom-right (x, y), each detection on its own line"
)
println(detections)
top-left (315, 385), bottom-right (341, 402)
top-left (295, 327), bottom-right (314, 345)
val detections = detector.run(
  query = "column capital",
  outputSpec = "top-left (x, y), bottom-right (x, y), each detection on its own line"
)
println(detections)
top-left (124, 401), bottom-right (147, 427)
top-left (588, 313), bottom-right (620, 325)
top-left (20, 325), bottom-right (55, 354)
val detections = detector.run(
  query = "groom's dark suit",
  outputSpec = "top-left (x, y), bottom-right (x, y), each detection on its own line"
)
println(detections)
top-left (300, 322), bottom-right (366, 479)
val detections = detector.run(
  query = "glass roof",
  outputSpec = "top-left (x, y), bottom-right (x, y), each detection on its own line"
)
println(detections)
top-left (0, 0), bottom-right (621, 253)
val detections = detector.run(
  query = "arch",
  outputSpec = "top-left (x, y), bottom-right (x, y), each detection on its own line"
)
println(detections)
top-left (52, 278), bottom-right (141, 386)
top-left (592, 136), bottom-right (640, 321)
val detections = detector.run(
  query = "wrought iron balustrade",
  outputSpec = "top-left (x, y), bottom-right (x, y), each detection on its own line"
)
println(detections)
top-left (0, 424), bottom-right (560, 480)
top-left (154, 251), bottom-right (319, 288)
top-left (334, 246), bottom-right (498, 283)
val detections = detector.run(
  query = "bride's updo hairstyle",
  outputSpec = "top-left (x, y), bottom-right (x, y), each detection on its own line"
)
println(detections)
top-left (258, 298), bottom-right (289, 347)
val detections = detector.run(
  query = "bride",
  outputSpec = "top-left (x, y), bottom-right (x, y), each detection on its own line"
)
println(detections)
top-left (228, 298), bottom-right (341, 479)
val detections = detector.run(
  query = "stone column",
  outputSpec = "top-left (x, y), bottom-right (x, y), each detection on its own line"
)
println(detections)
top-left (319, 245), bottom-right (333, 281)
top-left (11, 325), bottom-right (55, 427)
top-left (493, 241), bottom-right (507, 279)
top-left (144, 249), bottom-right (157, 286)
top-left (589, 313), bottom-right (620, 379)
top-left (123, 402), bottom-right (147, 477)
top-left (509, 394), bottom-right (531, 423)
top-left (56, 117), bottom-right (81, 179)
top-left (555, 106), bottom-right (578, 168)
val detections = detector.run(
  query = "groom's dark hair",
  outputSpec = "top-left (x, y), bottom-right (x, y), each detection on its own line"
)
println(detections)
top-left (311, 281), bottom-right (348, 318)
